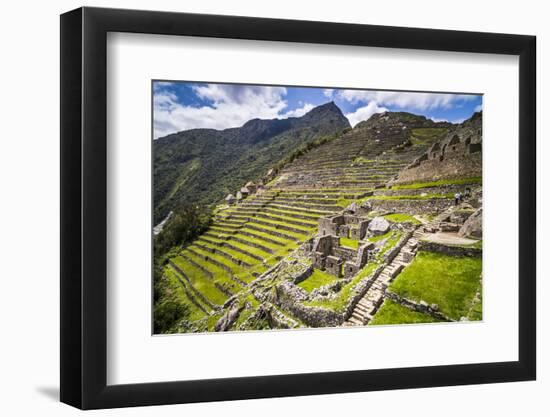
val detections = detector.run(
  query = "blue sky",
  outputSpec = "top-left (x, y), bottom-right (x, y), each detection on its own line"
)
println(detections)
top-left (153, 81), bottom-right (482, 139)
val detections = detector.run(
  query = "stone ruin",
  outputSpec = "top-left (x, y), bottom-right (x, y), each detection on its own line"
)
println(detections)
top-left (226, 180), bottom-right (265, 205)
top-left (409, 133), bottom-right (481, 170)
top-left (311, 234), bottom-right (375, 279)
top-left (312, 213), bottom-right (375, 279)
top-left (318, 213), bottom-right (370, 240)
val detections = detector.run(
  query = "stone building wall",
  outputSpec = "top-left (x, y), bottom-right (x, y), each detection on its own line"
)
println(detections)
top-left (395, 152), bottom-right (482, 184)
top-left (369, 198), bottom-right (453, 215)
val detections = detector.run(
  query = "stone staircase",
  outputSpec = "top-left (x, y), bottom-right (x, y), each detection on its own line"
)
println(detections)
top-left (345, 233), bottom-right (420, 326)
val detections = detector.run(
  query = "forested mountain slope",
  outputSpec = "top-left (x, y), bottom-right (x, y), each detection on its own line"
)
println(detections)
top-left (153, 102), bottom-right (350, 223)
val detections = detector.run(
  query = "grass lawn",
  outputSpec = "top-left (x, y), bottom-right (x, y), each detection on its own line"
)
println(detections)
top-left (369, 299), bottom-right (442, 325)
top-left (384, 213), bottom-right (421, 225)
top-left (340, 237), bottom-right (360, 249)
top-left (390, 251), bottom-right (482, 320)
top-left (298, 269), bottom-right (339, 292)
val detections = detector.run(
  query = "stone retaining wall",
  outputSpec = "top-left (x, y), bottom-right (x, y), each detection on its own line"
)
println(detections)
top-left (369, 198), bottom-right (453, 215)
top-left (343, 264), bottom-right (386, 320)
top-left (168, 261), bottom-right (217, 310)
top-left (395, 152), bottom-right (482, 185)
top-left (385, 291), bottom-right (451, 321)
top-left (195, 242), bottom-right (252, 268)
top-left (182, 254), bottom-right (214, 279)
top-left (238, 230), bottom-right (285, 247)
top-left (384, 230), bottom-right (413, 263)
top-left (418, 240), bottom-right (482, 257)
top-left (188, 247), bottom-right (233, 273)
top-left (275, 281), bottom-right (343, 327)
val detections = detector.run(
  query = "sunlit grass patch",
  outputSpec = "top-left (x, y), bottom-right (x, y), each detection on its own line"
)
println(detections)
top-left (369, 299), bottom-right (442, 325)
top-left (384, 213), bottom-right (421, 225)
top-left (340, 237), bottom-right (360, 249)
top-left (298, 269), bottom-right (339, 292)
top-left (390, 251), bottom-right (482, 320)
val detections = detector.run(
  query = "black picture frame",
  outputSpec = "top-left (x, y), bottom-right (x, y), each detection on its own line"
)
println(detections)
top-left (60, 6), bottom-right (536, 410)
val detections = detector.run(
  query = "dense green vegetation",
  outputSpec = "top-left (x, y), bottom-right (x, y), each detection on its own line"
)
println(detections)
top-left (154, 268), bottom-right (195, 333)
top-left (153, 102), bottom-right (350, 223)
top-left (154, 206), bottom-right (212, 258)
top-left (369, 299), bottom-right (442, 325)
top-left (390, 251), bottom-right (482, 320)
top-left (153, 205), bottom-right (213, 332)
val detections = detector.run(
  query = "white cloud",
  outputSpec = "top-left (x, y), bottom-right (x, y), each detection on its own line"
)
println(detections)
top-left (337, 90), bottom-right (477, 111)
top-left (154, 84), bottom-right (299, 139)
top-left (474, 104), bottom-right (482, 112)
top-left (430, 117), bottom-right (449, 123)
top-left (282, 103), bottom-right (315, 118)
top-left (345, 101), bottom-right (388, 127)
top-left (323, 89), bottom-right (334, 98)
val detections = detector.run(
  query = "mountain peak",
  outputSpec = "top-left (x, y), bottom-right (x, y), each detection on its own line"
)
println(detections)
top-left (300, 101), bottom-right (350, 128)
top-left (305, 101), bottom-right (341, 116)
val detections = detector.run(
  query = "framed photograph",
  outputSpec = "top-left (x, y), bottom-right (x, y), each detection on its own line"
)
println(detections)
top-left (60, 6), bottom-right (536, 409)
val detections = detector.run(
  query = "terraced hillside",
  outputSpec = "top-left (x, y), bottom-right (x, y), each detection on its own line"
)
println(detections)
top-left (153, 102), bottom-right (350, 223)
top-left (156, 109), bottom-right (485, 334)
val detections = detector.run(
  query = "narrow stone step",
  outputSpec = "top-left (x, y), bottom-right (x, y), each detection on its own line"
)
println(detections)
top-left (355, 306), bottom-right (368, 314)
top-left (351, 313), bottom-right (364, 322)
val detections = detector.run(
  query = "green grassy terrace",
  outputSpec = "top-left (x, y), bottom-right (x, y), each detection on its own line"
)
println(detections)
top-left (163, 267), bottom-right (209, 322)
top-left (298, 269), bottom-right (339, 292)
top-left (369, 299), bottom-right (442, 325)
top-left (383, 213), bottom-right (422, 225)
top-left (369, 193), bottom-right (455, 201)
top-left (340, 237), bottom-right (360, 249)
top-left (391, 177), bottom-right (482, 190)
top-left (409, 127), bottom-right (449, 145)
top-left (389, 251), bottom-right (482, 321)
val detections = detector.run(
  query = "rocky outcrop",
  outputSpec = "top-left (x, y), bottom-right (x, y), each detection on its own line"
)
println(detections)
top-left (215, 302), bottom-right (244, 331)
top-left (418, 240), bottom-right (482, 257)
top-left (368, 216), bottom-right (390, 235)
top-left (459, 207), bottom-right (482, 239)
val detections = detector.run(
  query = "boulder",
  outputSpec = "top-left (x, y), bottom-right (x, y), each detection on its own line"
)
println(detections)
top-left (458, 207), bottom-right (482, 239)
top-left (345, 202), bottom-right (358, 213)
top-left (368, 216), bottom-right (390, 235)
top-left (214, 303), bottom-right (243, 332)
